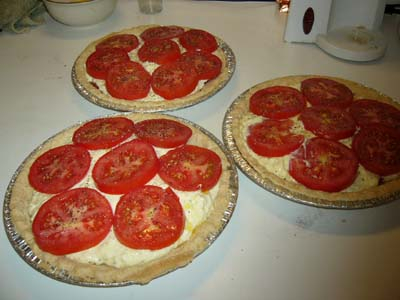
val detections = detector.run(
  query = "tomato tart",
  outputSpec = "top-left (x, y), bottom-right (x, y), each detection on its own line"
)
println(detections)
top-left (223, 75), bottom-right (400, 209)
top-left (4, 113), bottom-right (238, 286)
top-left (72, 25), bottom-right (235, 112)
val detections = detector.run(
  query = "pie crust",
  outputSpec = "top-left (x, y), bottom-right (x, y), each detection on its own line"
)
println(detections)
top-left (4, 113), bottom-right (238, 285)
top-left (224, 75), bottom-right (400, 209)
top-left (72, 25), bottom-right (235, 112)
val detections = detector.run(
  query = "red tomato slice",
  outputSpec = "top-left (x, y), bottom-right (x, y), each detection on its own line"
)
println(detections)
top-left (352, 125), bottom-right (400, 176)
top-left (134, 118), bottom-right (192, 148)
top-left (289, 137), bottom-right (359, 192)
top-left (32, 188), bottom-right (113, 255)
top-left (93, 139), bottom-right (159, 194)
top-left (247, 119), bottom-right (304, 157)
top-left (114, 185), bottom-right (185, 250)
top-left (159, 145), bottom-right (222, 191)
top-left (73, 117), bottom-right (135, 150)
top-left (85, 49), bottom-right (130, 80)
top-left (299, 106), bottom-right (356, 140)
top-left (151, 61), bottom-right (198, 100)
top-left (96, 34), bottom-right (139, 53)
top-left (140, 25), bottom-right (185, 42)
top-left (138, 39), bottom-right (181, 65)
top-left (178, 51), bottom-right (222, 80)
top-left (29, 145), bottom-right (91, 194)
top-left (301, 77), bottom-right (354, 108)
top-left (349, 99), bottom-right (400, 129)
top-left (249, 86), bottom-right (307, 119)
top-left (179, 29), bottom-right (218, 53)
top-left (105, 61), bottom-right (151, 100)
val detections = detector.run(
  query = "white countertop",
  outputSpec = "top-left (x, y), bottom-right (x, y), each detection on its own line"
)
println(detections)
top-left (1, 1), bottom-right (400, 299)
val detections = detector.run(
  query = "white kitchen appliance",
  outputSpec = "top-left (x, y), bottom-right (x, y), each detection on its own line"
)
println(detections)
top-left (284, 0), bottom-right (397, 61)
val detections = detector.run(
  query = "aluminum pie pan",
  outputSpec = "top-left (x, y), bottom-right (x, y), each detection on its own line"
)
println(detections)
top-left (222, 75), bottom-right (400, 209)
top-left (71, 29), bottom-right (236, 113)
top-left (3, 112), bottom-right (238, 286)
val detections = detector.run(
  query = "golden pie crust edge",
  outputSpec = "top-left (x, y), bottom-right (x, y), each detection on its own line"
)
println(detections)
top-left (73, 24), bottom-right (233, 112)
top-left (229, 75), bottom-right (400, 207)
top-left (8, 113), bottom-right (237, 285)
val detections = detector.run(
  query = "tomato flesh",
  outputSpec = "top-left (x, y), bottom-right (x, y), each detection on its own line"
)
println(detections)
top-left (159, 145), bottom-right (222, 191)
top-left (249, 86), bottom-right (306, 119)
top-left (32, 188), bottom-right (113, 255)
top-left (247, 119), bottom-right (304, 157)
top-left (179, 29), bottom-right (218, 53)
top-left (106, 61), bottom-right (151, 100)
top-left (96, 34), bottom-right (139, 53)
top-left (151, 61), bottom-right (198, 100)
top-left (140, 25), bottom-right (185, 42)
top-left (114, 185), bottom-right (185, 250)
top-left (138, 39), bottom-right (181, 65)
top-left (349, 99), bottom-right (400, 129)
top-left (178, 51), bottom-right (222, 80)
top-left (134, 118), bottom-right (192, 148)
top-left (73, 117), bottom-right (134, 150)
top-left (301, 77), bottom-right (353, 108)
top-left (93, 139), bottom-right (160, 194)
top-left (352, 125), bottom-right (400, 176)
top-left (289, 137), bottom-right (359, 192)
top-left (85, 49), bottom-right (130, 80)
top-left (299, 106), bottom-right (356, 140)
top-left (29, 144), bottom-right (91, 194)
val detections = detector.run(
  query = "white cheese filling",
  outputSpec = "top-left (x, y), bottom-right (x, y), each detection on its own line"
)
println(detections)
top-left (29, 136), bottom-right (219, 268)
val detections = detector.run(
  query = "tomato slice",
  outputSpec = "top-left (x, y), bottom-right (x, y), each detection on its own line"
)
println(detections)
top-left (178, 51), bottom-right (222, 80)
top-left (29, 145), bottom-right (91, 194)
top-left (249, 86), bottom-right (307, 119)
top-left (352, 125), bottom-right (400, 176)
top-left (301, 77), bottom-right (354, 108)
top-left (140, 25), bottom-right (185, 42)
top-left (73, 117), bottom-right (135, 150)
top-left (179, 29), bottom-right (218, 53)
top-left (299, 106), bottom-right (356, 140)
top-left (349, 99), bottom-right (400, 129)
top-left (247, 119), bottom-right (304, 157)
top-left (159, 145), bottom-right (222, 191)
top-left (105, 61), bottom-right (151, 100)
top-left (114, 185), bottom-right (185, 250)
top-left (96, 34), bottom-right (139, 53)
top-left (93, 139), bottom-right (159, 194)
top-left (85, 49), bottom-right (130, 80)
top-left (32, 188), bottom-right (113, 255)
top-left (138, 39), bottom-right (181, 65)
top-left (289, 137), bottom-right (358, 192)
top-left (151, 61), bottom-right (198, 100)
top-left (134, 118), bottom-right (192, 148)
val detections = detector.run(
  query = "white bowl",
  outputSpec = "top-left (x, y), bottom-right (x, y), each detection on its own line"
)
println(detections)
top-left (43, 0), bottom-right (117, 26)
